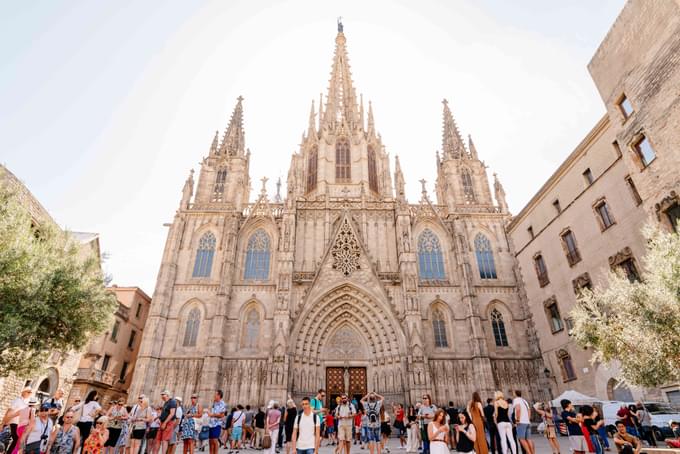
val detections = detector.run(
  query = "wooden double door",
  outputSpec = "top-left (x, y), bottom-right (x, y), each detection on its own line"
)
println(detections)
top-left (326, 367), bottom-right (366, 409)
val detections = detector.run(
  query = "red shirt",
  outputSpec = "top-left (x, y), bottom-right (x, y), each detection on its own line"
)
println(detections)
top-left (325, 414), bottom-right (334, 426)
top-left (396, 408), bottom-right (405, 422)
top-left (354, 414), bottom-right (362, 426)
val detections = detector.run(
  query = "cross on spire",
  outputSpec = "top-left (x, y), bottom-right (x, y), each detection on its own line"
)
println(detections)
top-left (419, 179), bottom-right (427, 195)
top-left (260, 176), bottom-right (269, 196)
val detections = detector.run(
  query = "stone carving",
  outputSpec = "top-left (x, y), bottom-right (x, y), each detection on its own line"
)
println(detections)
top-left (608, 246), bottom-right (633, 266)
top-left (331, 217), bottom-right (361, 276)
top-left (324, 326), bottom-right (366, 359)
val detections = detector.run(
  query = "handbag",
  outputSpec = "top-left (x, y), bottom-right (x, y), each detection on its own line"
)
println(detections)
top-left (262, 434), bottom-right (272, 449)
top-left (198, 426), bottom-right (210, 441)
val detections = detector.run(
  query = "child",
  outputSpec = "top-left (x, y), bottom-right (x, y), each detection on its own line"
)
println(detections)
top-left (361, 409), bottom-right (369, 450)
top-left (325, 413), bottom-right (336, 446)
top-left (354, 411), bottom-right (362, 446)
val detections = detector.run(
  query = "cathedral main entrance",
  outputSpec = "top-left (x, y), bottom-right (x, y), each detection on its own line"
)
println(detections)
top-left (326, 367), bottom-right (367, 409)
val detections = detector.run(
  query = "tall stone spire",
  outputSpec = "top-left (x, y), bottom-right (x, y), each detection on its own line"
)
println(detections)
top-left (219, 96), bottom-right (246, 156)
top-left (494, 173), bottom-right (509, 214)
top-left (394, 155), bottom-right (406, 201)
top-left (441, 99), bottom-right (467, 159)
top-left (322, 21), bottom-right (360, 131)
top-left (209, 130), bottom-right (219, 155)
top-left (307, 100), bottom-right (316, 138)
top-left (468, 134), bottom-right (479, 160)
top-left (367, 100), bottom-right (375, 137)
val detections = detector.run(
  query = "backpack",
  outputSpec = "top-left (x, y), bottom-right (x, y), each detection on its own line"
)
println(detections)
top-left (365, 402), bottom-right (380, 428)
top-left (295, 412), bottom-right (318, 429)
top-left (334, 403), bottom-right (356, 420)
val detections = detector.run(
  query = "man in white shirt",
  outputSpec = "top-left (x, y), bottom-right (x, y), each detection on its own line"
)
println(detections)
top-left (334, 394), bottom-right (356, 454)
top-left (512, 390), bottom-right (534, 454)
top-left (7, 386), bottom-right (32, 454)
top-left (292, 397), bottom-right (321, 454)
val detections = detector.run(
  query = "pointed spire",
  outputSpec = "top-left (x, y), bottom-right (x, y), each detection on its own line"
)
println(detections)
top-left (367, 100), bottom-right (375, 137)
top-left (359, 94), bottom-right (365, 130)
top-left (322, 23), bottom-right (360, 131)
top-left (275, 177), bottom-right (282, 203)
top-left (219, 96), bottom-right (246, 156)
top-left (307, 100), bottom-right (316, 138)
top-left (394, 155), bottom-right (405, 201)
top-left (494, 173), bottom-right (509, 213)
top-left (468, 134), bottom-right (479, 160)
top-left (441, 99), bottom-right (467, 159)
top-left (318, 93), bottom-right (324, 131)
top-left (209, 130), bottom-right (219, 155)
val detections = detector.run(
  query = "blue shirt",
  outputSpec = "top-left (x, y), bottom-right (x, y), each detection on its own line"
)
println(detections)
top-left (210, 400), bottom-right (227, 428)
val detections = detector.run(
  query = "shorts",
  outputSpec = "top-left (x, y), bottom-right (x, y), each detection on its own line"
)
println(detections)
top-left (366, 427), bottom-right (381, 443)
top-left (516, 423), bottom-right (530, 439)
top-left (132, 428), bottom-right (147, 440)
top-left (147, 428), bottom-right (159, 439)
top-left (326, 426), bottom-right (335, 434)
top-left (232, 426), bottom-right (243, 441)
top-left (569, 435), bottom-right (587, 451)
top-left (338, 426), bottom-right (352, 441)
top-left (158, 421), bottom-right (176, 442)
top-left (209, 426), bottom-right (222, 439)
top-left (106, 427), bottom-right (122, 447)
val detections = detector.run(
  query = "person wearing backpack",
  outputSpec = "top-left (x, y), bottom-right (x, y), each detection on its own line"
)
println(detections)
top-left (334, 394), bottom-right (356, 454)
top-left (361, 392), bottom-right (384, 454)
top-left (309, 391), bottom-right (325, 437)
top-left (291, 398), bottom-right (320, 454)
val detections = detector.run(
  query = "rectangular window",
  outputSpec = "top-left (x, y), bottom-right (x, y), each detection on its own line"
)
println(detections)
top-left (135, 303), bottom-right (142, 318)
top-left (619, 258), bottom-right (640, 283)
top-left (624, 176), bottom-right (643, 206)
top-left (119, 362), bottom-right (129, 383)
top-left (561, 355), bottom-right (577, 381)
top-left (102, 354), bottom-right (111, 372)
top-left (110, 321), bottom-right (120, 342)
top-left (561, 230), bottom-right (581, 266)
top-left (667, 203), bottom-right (680, 233)
top-left (617, 94), bottom-right (634, 119)
top-left (564, 317), bottom-right (574, 333)
top-left (633, 134), bottom-right (656, 167)
top-left (595, 200), bottom-right (615, 230)
top-left (552, 199), bottom-right (561, 214)
top-left (527, 226), bottom-right (534, 239)
top-left (534, 254), bottom-right (549, 287)
top-left (583, 168), bottom-right (594, 185)
top-left (545, 301), bottom-right (564, 334)
top-left (128, 330), bottom-right (136, 349)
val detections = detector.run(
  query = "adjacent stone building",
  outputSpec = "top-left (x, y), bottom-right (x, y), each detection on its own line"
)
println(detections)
top-left (507, 0), bottom-right (680, 404)
top-left (67, 286), bottom-right (151, 407)
top-left (130, 25), bottom-right (547, 408)
top-left (0, 165), bottom-right (104, 413)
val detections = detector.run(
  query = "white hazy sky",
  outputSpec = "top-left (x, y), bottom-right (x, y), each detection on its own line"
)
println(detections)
top-left (1, 0), bottom-right (625, 295)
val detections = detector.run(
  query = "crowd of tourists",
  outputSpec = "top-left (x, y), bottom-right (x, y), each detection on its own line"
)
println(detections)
top-left (3, 386), bottom-right (680, 454)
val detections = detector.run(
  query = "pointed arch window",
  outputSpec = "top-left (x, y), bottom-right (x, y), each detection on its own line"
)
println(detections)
top-left (192, 232), bottom-right (216, 278)
top-left (244, 229), bottom-right (271, 280)
top-left (475, 234), bottom-right (497, 279)
top-left (335, 137), bottom-right (351, 181)
top-left (212, 168), bottom-right (227, 202)
top-left (183, 308), bottom-right (200, 347)
top-left (243, 309), bottom-right (260, 348)
top-left (557, 349), bottom-right (577, 381)
top-left (491, 309), bottom-right (509, 347)
top-left (368, 145), bottom-right (378, 193)
top-left (417, 229), bottom-right (446, 282)
top-left (432, 309), bottom-right (448, 348)
top-left (307, 145), bottom-right (318, 192)
top-left (461, 168), bottom-right (476, 203)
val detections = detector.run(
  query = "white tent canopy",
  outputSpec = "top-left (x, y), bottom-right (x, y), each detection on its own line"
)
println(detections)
top-left (551, 390), bottom-right (600, 407)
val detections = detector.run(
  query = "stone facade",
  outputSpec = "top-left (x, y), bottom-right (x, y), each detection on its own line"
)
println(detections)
top-left (67, 286), bottom-right (151, 407)
top-left (508, 0), bottom-right (680, 404)
top-left (0, 165), bottom-right (104, 414)
top-left (129, 27), bottom-right (547, 408)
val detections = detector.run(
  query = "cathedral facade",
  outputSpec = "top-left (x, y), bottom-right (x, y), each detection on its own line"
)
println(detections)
top-left (130, 27), bottom-right (547, 407)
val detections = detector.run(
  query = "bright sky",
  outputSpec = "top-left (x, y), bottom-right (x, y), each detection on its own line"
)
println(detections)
top-left (1, 0), bottom-right (625, 295)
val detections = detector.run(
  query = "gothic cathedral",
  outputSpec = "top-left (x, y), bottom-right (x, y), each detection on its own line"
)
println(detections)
top-left (130, 25), bottom-right (546, 407)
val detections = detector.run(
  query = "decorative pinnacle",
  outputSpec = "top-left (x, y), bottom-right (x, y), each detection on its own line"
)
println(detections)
top-left (419, 179), bottom-right (427, 195)
top-left (260, 176), bottom-right (268, 196)
top-left (337, 16), bottom-right (343, 33)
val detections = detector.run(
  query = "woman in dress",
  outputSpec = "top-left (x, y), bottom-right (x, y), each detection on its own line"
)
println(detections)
top-left (454, 412), bottom-right (476, 454)
top-left (380, 406), bottom-right (392, 454)
top-left (534, 402), bottom-right (560, 454)
top-left (115, 405), bottom-right (131, 454)
top-left (83, 417), bottom-right (110, 454)
top-left (265, 402), bottom-right (280, 454)
top-left (105, 401), bottom-right (127, 454)
top-left (467, 392), bottom-right (488, 454)
top-left (129, 397), bottom-right (152, 454)
top-left (48, 410), bottom-right (81, 454)
top-left (426, 409), bottom-right (449, 454)
top-left (283, 399), bottom-right (297, 454)
top-left (181, 395), bottom-right (201, 454)
top-left (493, 391), bottom-right (516, 454)
top-left (405, 407), bottom-right (419, 454)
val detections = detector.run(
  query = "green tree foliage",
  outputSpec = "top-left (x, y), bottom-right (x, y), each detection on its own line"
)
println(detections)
top-left (0, 177), bottom-right (117, 377)
top-left (571, 225), bottom-right (680, 388)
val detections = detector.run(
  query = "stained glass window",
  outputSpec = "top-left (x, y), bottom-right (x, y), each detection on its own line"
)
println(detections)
top-left (475, 234), bottom-right (497, 279)
top-left (192, 232), bottom-right (216, 278)
top-left (244, 229), bottom-right (271, 280)
top-left (417, 229), bottom-right (446, 281)
top-left (336, 137), bottom-right (351, 181)
top-left (432, 309), bottom-right (448, 348)
top-left (491, 309), bottom-right (508, 347)
top-left (183, 308), bottom-right (200, 347)
top-left (244, 309), bottom-right (260, 348)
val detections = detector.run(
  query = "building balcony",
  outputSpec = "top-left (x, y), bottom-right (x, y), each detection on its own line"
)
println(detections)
top-left (75, 368), bottom-right (116, 387)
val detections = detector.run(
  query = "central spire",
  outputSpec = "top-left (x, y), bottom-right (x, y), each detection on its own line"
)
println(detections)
top-left (219, 96), bottom-right (246, 156)
top-left (322, 21), bottom-right (360, 132)
top-left (441, 99), bottom-right (467, 159)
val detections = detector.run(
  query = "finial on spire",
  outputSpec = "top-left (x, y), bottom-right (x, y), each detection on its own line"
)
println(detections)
top-left (275, 177), bottom-right (282, 203)
top-left (419, 178), bottom-right (427, 195)
top-left (260, 176), bottom-right (269, 197)
top-left (337, 16), bottom-right (343, 33)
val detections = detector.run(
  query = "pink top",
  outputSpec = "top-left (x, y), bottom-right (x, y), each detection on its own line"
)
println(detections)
top-left (267, 410), bottom-right (281, 430)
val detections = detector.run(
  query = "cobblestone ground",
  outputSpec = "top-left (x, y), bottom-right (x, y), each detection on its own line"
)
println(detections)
top-left (210, 434), bottom-right (574, 454)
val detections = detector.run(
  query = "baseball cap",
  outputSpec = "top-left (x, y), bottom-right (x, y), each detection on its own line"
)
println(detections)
top-left (160, 390), bottom-right (170, 396)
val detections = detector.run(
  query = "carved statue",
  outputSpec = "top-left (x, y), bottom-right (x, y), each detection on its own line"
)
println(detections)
top-left (180, 169), bottom-right (194, 208)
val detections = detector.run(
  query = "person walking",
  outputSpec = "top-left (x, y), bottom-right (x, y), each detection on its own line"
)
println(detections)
top-left (243, 406), bottom-right (255, 448)
top-left (207, 391), bottom-right (225, 454)
top-left (291, 397), bottom-right (320, 454)
top-left (335, 394), bottom-right (355, 454)
top-left (511, 391), bottom-right (533, 454)
top-left (254, 408), bottom-right (266, 450)
top-left (426, 410), bottom-right (448, 454)
top-left (560, 399), bottom-right (586, 454)
top-left (47, 410), bottom-right (81, 454)
top-left (485, 398), bottom-right (501, 454)
top-left (230, 405), bottom-right (245, 453)
top-left (453, 412), bottom-right (476, 454)
top-left (379, 406), bottom-right (391, 454)
top-left (284, 400), bottom-right (298, 454)
top-left (493, 392), bottom-right (515, 454)
top-left (392, 404), bottom-right (406, 449)
top-left (417, 395), bottom-right (435, 454)
top-left (19, 403), bottom-right (54, 454)
top-left (6, 387), bottom-right (33, 454)
top-left (467, 392), bottom-right (488, 454)
top-left (361, 392), bottom-right (384, 454)
top-left (265, 402), bottom-right (281, 454)
top-left (533, 402), bottom-right (559, 454)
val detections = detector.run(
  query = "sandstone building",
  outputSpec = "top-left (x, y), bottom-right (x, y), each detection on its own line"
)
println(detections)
top-left (130, 25), bottom-right (548, 407)
top-left (507, 0), bottom-right (680, 404)
top-left (67, 286), bottom-right (151, 407)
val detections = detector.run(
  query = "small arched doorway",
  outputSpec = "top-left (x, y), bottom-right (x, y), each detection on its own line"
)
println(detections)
top-left (607, 378), bottom-right (634, 401)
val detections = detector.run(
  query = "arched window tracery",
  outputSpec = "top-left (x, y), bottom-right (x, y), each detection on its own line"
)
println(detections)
top-left (244, 229), bottom-right (271, 280)
top-left (475, 233), bottom-right (497, 279)
top-left (417, 229), bottom-right (446, 281)
top-left (192, 232), bottom-right (216, 278)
